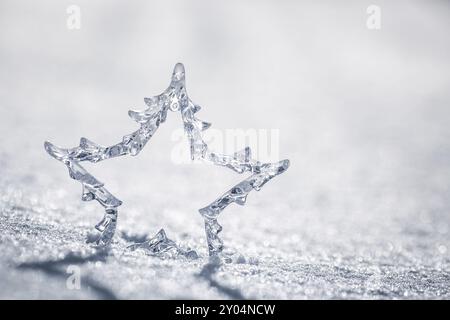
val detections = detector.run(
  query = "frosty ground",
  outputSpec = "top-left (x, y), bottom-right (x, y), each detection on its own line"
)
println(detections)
top-left (1, 0), bottom-right (450, 299)
top-left (1, 151), bottom-right (449, 299)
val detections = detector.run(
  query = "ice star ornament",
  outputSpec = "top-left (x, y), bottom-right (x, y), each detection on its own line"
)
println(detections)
top-left (44, 63), bottom-right (290, 257)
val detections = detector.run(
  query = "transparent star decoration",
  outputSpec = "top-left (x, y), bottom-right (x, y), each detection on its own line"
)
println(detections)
top-left (44, 63), bottom-right (290, 261)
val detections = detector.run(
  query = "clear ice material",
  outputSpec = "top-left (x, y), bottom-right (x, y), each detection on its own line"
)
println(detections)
top-left (44, 141), bottom-right (122, 246)
top-left (199, 158), bottom-right (290, 256)
top-left (128, 229), bottom-right (198, 259)
top-left (45, 63), bottom-right (289, 256)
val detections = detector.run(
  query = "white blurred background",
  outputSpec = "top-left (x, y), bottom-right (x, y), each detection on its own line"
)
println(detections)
top-left (0, 0), bottom-right (449, 299)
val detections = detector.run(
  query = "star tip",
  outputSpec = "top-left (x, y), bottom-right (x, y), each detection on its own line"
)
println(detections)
top-left (172, 63), bottom-right (186, 82)
top-left (174, 62), bottom-right (185, 71)
top-left (44, 141), bottom-right (54, 152)
top-left (280, 159), bottom-right (290, 172)
top-left (44, 140), bottom-right (66, 160)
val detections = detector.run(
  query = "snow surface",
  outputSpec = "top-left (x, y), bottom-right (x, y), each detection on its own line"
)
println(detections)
top-left (1, 0), bottom-right (449, 299)
top-left (1, 159), bottom-right (449, 299)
